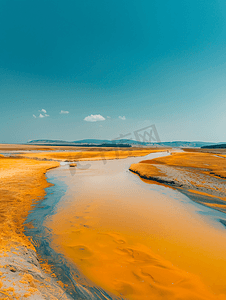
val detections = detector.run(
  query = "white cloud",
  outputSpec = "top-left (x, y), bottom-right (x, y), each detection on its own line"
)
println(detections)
top-left (60, 110), bottom-right (69, 114)
top-left (34, 109), bottom-right (49, 118)
top-left (33, 109), bottom-right (49, 118)
top-left (84, 114), bottom-right (105, 122)
top-left (119, 116), bottom-right (126, 120)
top-left (107, 116), bottom-right (111, 119)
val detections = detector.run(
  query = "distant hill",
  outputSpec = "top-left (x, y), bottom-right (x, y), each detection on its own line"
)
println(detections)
top-left (27, 139), bottom-right (217, 148)
top-left (201, 143), bottom-right (226, 149)
top-left (157, 141), bottom-right (217, 148)
top-left (27, 139), bottom-right (140, 146)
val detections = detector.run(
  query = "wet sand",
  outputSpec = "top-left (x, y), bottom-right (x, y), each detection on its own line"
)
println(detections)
top-left (0, 156), bottom-right (75, 299)
top-left (129, 151), bottom-right (226, 214)
top-left (44, 152), bottom-right (226, 300)
top-left (0, 156), bottom-right (58, 248)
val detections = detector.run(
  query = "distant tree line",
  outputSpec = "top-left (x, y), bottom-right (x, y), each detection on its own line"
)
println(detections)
top-left (201, 144), bottom-right (226, 149)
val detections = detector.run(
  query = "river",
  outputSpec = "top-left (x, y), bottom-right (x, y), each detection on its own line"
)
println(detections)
top-left (25, 151), bottom-right (226, 300)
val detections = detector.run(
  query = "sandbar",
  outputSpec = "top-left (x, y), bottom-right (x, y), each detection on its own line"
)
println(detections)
top-left (129, 151), bottom-right (226, 214)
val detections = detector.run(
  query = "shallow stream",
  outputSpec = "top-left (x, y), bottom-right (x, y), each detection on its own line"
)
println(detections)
top-left (25, 152), bottom-right (226, 299)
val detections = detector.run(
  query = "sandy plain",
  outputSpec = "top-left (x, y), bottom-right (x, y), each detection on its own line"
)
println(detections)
top-left (16, 148), bottom-right (164, 162)
top-left (0, 146), bottom-right (162, 299)
top-left (1, 146), bottom-right (226, 300)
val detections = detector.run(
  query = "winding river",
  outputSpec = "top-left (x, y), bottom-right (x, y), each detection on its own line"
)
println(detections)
top-left (25, 152), bottom-right (226, 300)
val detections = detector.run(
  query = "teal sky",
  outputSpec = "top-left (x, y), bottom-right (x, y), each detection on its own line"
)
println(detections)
top-left (1, 0), bottom-right (226, 143)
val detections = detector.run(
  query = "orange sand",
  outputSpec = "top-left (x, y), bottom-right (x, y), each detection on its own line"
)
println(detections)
top-left (129, 151), bottom-right (226, 212)
top-left (0, 156), bottom-right (61, 298)
top-left (183, 147), bottom-right (226, 156)
top-left (18, 149), bottom-right (164, 162)
top-left (0, 156), bottom-right (59, 248)
top-left (48, 214), bottom-right (219, 299)
top-left (138, 151), bottom-right (226, 178)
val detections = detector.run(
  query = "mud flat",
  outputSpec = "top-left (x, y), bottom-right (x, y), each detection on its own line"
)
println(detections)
top-left (42, 152), bottom-right (226, 300)
top-left (129, 151), bottom-right (226, 215)
top-left (0, 156), bottom-right (74, 299)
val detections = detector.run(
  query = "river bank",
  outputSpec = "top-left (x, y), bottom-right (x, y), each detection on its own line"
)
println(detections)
top-left (0, 156), bottom-right (75, 299)
top-left (129, 151), bottom-right (226, 215)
